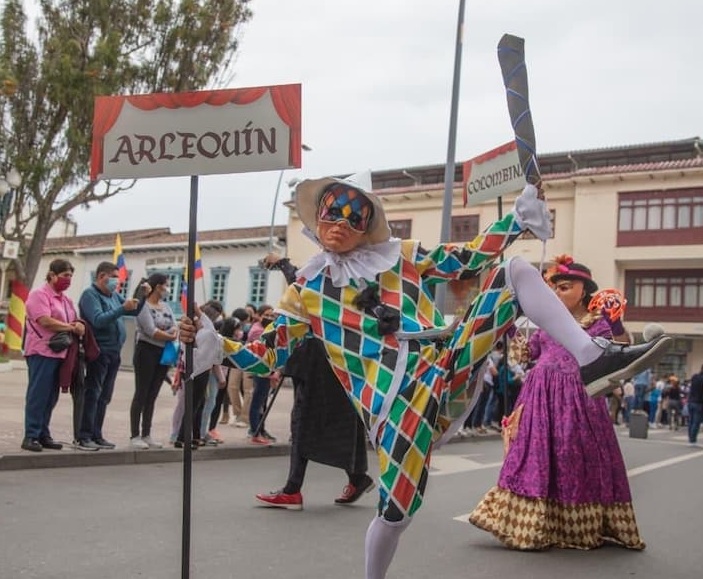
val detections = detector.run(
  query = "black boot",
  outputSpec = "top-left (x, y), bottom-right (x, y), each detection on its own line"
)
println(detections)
top-left (581, 335), bottom-right (672, 398)
top-left (21, 438), bottom-right (43, 452)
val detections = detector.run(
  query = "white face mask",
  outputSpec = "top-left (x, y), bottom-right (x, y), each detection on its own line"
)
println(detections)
top-left (160, 288), bottom-right (170, 300)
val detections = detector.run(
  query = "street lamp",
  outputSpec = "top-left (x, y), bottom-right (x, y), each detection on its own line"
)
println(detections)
top-left (0, 167), bottom-right (22, 231)
top-left (268, 144), bottom-right (311, 251)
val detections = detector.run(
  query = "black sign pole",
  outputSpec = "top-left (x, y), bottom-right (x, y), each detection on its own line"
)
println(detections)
top-left (181, 174), bottom-right (198, 579)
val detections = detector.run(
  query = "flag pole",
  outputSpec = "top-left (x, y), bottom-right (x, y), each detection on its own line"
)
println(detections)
top-left (181, 175), bottom-right (198, 579)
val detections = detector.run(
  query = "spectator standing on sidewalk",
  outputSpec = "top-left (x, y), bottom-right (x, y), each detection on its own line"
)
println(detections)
top-left (76, 262), bottom-right (145, 450)
top-left (621, 378), bottom-right (635, 426)
top-left (130, 273), bottom-right (177, 449)
top-left (21, 259), bottom-right (84, 452)
top-left (226, 307), bottom-right (253, 428)
top-left (632, 368), bottom-right (652, 412)
top-left (247, 304), bottom-right (278, 444)
top-left (687, 365), bottom-right (703, 445)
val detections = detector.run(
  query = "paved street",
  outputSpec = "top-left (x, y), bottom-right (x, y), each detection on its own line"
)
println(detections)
top-left (1, 424), bottom-right (701, 579)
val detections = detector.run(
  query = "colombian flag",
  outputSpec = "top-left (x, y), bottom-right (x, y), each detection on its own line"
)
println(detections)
top-left (112, 234), bottom-right (128, 291)
top-left (180, 242), bottom-right (203, 312)
top-left (5, 279), bottom-right (29, 351)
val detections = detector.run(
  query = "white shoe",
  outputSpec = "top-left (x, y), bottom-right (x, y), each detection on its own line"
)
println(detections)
top-left (130, 436), bottom-right (149, 450)
top-left (234, 418), bottom-right (248, 428)
top-left (142, 435), bottom-right (163, 449)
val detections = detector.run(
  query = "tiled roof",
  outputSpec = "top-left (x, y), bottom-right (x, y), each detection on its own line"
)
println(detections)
top-left (43, 225), bottom-right (286, 253)
top-left (541, 137), bottom-right (701, 158)
top-left (543, 156), bottom-right (703, 181)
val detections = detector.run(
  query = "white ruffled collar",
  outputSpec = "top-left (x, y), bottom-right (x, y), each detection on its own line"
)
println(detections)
top-left (297, 232), bottom-right (402, 287)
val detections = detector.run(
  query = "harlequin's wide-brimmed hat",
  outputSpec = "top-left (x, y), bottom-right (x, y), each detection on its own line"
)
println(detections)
top-left (295, 171), bottom-right (391, 245)
top-left (545, 254), bottom-right (599, 295)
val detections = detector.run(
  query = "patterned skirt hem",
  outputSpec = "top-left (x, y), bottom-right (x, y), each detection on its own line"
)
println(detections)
top-left (469, 486), bottom-right (646, 551)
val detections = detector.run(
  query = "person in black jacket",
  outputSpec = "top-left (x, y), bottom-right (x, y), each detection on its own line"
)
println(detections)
top-left (254, 254), bottom-right (373, 510)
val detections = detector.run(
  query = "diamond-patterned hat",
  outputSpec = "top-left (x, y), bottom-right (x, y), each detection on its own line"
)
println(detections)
top-left (295, 171), bottom-right (391, 245)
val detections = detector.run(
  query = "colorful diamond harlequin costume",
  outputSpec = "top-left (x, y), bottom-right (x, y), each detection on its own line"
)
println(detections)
top-left (222, 178), bottom-right (527, 522)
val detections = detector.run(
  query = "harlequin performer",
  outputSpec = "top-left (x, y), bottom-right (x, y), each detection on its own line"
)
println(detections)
top-left (179, 172), bottom-right (670, 579)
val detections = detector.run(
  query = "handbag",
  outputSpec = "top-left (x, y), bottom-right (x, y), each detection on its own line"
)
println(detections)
top-left (160, 339), bottom-right (180, 366)
top-left (48, 331), bottom-right (73, 353)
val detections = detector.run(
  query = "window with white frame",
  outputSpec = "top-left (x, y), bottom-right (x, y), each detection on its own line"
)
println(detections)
top-left (248, 266), bottom-right (268, 307)
top-left (618, 189), bottom-right (703, 246)
top-left (624, 268), bottom-right (703, 321)
top-left (210, 267), bottom-right (230, 307)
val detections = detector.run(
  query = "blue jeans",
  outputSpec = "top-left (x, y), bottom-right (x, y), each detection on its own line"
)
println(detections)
top-left (468, 385), bottom-right (489, 428)
top-left (25, 355), bottom-right (62, 440)
top-left (622, 395), bottom-right (635, 424)
top-left (200, 373), bottom-right (219, 436)
top-left (634, 383), bottom-right (647, 410)
top-left (79, 350), bottom-right (121, 441)
top-left (688, 402), bottom-right (703, 443)
top-left (249, 376), bottom-right (270, 434)
top-left (648, 401), bottom-right (659, 424)
top-left (483, 388), bottom-right (498, 426)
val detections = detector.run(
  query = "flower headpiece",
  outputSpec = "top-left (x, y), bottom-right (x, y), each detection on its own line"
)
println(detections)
top-left (543, 254), bottom-right (598, 294)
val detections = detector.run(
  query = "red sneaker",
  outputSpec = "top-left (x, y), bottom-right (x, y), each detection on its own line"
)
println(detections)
top-left (250, 435), bottom-right (272, 445)
top-left (334, 475), bottom-right (375, 505)
top-left (255, 490), bottom-right (303, 510)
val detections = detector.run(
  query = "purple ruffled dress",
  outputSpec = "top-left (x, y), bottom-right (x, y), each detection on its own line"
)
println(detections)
top-left (469, 317), bottom-right (645, 550)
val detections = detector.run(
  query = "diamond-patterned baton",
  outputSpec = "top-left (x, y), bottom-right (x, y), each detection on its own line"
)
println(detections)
top-left (497, 34), bottom-right (541, 185)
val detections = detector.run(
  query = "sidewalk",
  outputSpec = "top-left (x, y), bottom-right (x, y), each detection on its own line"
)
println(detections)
top-left (0, 361), bottom-right (498, 471)
top-left (0, 361), bottom-right (293, 471)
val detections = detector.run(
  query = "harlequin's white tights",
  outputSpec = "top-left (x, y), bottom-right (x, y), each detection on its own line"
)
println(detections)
top-left (365, 516), bottom-right (410, 579)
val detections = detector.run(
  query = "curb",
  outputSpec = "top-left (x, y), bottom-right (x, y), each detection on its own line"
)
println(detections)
top-left (0, 433), bottom-right (500, 472)
top-left (0, 443), bottom-right (292, 472)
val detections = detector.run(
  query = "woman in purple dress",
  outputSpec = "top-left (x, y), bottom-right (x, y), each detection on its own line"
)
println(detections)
top-left (470, 255), bottom-right (645, 550)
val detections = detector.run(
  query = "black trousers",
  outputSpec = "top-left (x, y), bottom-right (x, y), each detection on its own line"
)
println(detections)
top-left (131, 341), bottom-right (169, 438)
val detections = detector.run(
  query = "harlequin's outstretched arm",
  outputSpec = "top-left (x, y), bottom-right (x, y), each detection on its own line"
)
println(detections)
top-left (222, 310), bottom-right (311, 374)
top-left (414, 183), bottom-right (550, 284)
top-left (180, 292), bottom-right (312, 377)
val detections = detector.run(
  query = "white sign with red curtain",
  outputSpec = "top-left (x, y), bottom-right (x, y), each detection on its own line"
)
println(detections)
top-left (91, 84), bottom-right (301, 180)
top-left (462, 141), bottom-right (523, 206)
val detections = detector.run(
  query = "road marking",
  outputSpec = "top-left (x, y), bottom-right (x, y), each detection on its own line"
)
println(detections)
top-left (429, 454), bottom-right (502, 476)
top-left (627, 450), bottom-right (703, 477)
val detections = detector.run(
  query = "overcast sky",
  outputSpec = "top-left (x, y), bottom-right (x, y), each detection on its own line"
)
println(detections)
top-left (73, 0), bottom-right (702, 236)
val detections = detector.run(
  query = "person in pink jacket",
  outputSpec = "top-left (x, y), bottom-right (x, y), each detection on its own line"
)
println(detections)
top-left (22, 259), bottom-right (85, 452)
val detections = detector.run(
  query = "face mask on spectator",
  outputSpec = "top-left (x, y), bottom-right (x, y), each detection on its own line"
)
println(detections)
top-left (55, 277), bottom-right (71, 292)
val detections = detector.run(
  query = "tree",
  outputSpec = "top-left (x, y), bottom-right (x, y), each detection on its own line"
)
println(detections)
top-left (0, 0), bottom-right (252, 287)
